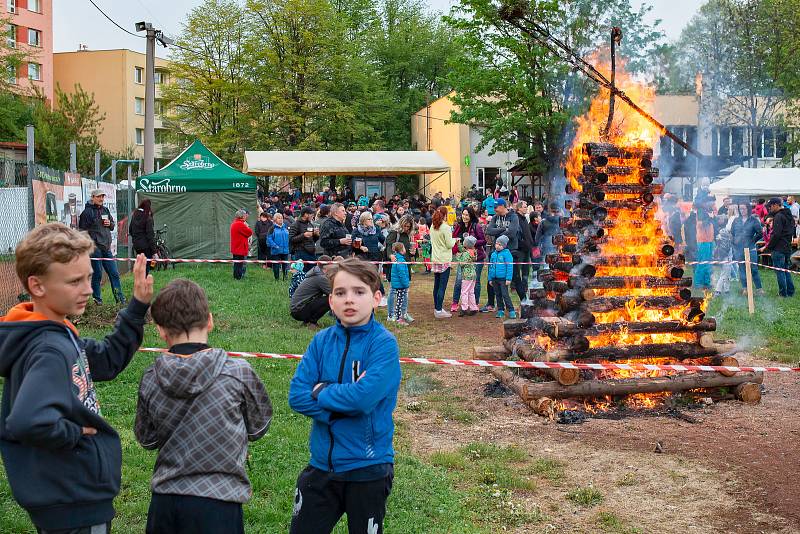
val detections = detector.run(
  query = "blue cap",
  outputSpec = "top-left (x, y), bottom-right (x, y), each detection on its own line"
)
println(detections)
top-left (495, 198), bottom-right (507, 207)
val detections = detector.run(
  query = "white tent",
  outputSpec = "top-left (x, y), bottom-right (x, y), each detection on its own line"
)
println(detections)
top-left (709, 167), bottom-right (800, 196)
top-left (242, 150), bottom-right (450, 176)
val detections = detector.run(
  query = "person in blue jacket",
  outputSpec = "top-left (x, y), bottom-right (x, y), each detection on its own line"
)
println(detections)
top-left (288, 257), bottom-right (401, 534)
top-left (388, 242), bottom-right (411, 324)
top-left (267, 212), bottom-right (290, 281)
top-left (488, 234), bottom-right (515, 319)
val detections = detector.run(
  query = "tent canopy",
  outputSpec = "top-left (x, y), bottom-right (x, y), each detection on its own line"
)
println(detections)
top-left (137, 140), bottom-right (256, 192)
top-left (136, 140), bottom-right (256, 259)
top-left (242, 150), bottom-right (450, 176)
top-left (709, 167), bottom-right (800, 196)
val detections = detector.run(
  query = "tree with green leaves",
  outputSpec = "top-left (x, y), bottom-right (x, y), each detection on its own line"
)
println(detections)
top-left (672, 0), bottom-right (794, 167)
top-left (445, 0), bottom-right (664, 179)
top-left (33, 84), bottom-right (106, 174)
top-left (159, 0), bottom-right (252, 166)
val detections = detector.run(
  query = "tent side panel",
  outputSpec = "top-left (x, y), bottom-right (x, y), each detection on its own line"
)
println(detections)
top-left (211, 191), bottom-right (257, 259)
top-left (142, 192), bottom-right (218, 259)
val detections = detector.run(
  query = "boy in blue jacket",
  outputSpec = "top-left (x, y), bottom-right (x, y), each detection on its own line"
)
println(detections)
top-left (488, 234), bottom-right (516, 319)
top-left (288, 257), bottom-right (401, 534)
top-left (388, 242), bottom-right (411, 325)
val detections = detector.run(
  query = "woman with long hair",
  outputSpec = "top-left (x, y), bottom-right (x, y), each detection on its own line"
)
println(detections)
top-left (449, 206), bottom-right (486, 311)
top-left (129, 199), bottom-right (155, 274)
top-left (430, 205), bottom-right (457, 318)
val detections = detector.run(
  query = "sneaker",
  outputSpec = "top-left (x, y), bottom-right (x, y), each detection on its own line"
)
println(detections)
top-left (468, 310), bottom-right (478, 316)
top-left (495, 310), bottom-right (505, 318)
top-left (379, 296), bottom-right (388, 307)
top-left (93, 297), bottom-right (103, 305)
top-left (440, 310), bottom-right (452, 318)
top-left (520, 298), bottom-right (533, 306)
top-left (757, 288), bottom-right (766, 296)
top-left (403, 313), bottom-right (414, 323)
top-left (450, 302), bottom-right (459, 313)
top-left (458, 309), bottom-right (466, 317)
top-left (509, 310), bottom-right (518, 319)
top-left (480, 305), bottom-right (495, 313)
top-left (397, 319), bottom-right (410, 326)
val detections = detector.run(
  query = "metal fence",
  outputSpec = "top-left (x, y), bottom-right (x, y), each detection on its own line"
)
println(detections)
top-left (0, 156), bottom-right (137, 313)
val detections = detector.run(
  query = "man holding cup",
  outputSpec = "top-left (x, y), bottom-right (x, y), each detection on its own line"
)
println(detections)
top-left (319, 203), bottom-right (352, 258)
top-left (289, 206), bottom-right (319, 272)
top-left (78, 188), bottom-right (125, 305)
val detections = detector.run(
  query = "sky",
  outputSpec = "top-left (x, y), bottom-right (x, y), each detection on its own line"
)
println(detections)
top-left (53, 0), bottom-right (705, 57)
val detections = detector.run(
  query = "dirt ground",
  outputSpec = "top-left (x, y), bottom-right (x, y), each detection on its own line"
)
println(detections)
top-left (394, 276), bottom-right (800, 533)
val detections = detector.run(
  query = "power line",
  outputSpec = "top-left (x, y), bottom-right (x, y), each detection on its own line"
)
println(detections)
top-left (86, 0), bottom-right (145, 39)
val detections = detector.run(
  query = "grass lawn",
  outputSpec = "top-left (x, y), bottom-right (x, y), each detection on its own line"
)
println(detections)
top-left (700, 264), bottom-right (800, 363)
top-left (0, 264), bottom-right (487, 534)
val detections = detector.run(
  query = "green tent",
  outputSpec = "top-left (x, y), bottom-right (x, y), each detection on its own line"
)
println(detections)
top-left (136, 140), bottom-right (257, 259)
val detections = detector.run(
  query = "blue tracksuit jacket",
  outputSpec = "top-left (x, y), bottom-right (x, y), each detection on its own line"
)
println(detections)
top-left (288, 317), bottom-right (401, 473)
top-left (488, 248), bottom-right (513, 281)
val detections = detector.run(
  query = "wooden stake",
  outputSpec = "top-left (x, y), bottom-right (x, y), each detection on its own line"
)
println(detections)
top-left (744, 247), bottom-right (755, 315)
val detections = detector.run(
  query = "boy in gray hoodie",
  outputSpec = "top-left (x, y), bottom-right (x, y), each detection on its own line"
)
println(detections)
top-left (134, 279), bottom-right (273, 534)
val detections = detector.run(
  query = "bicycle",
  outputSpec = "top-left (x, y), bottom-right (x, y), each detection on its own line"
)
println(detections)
top-left (153, 224), bottom-right (175, 271)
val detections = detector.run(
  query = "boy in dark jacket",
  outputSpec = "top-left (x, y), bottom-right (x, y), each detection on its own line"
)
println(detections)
top-left (288, 258), bottom-right (401, 534)
top-left (134, 279), bottom-right (273, 534)
top-left (0, 223), bottom-right (153, 533)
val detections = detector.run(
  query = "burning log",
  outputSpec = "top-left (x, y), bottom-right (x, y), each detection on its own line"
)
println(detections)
top-left (507, 318), bottom-right (717, 340)
top-left (572, 206), bottom-right (609, 221)
top-left (543, 280), bottom-right (569, 294)
top-left (570, 275), bottom-right (693, 290)
top-left (735, 382), bottom-right (762, 404)
top-left (576, 197), bottom-right (655, 211)
top-left (548, 342), bottom-right (718, 361)
top-left (472, 345), bottom-right (511, 360)
top-left (582, 183), bottom-right (664, 196)
top-left (557, 288), bottom-right (596, 311)
top-left (489, 367), bottom-right (535, 402)
top-left (583, 142), bottom-right (654, 160)
top-left (583, 295), bottom-right (700, 313)
top-left (503, 337), bottom-right (582, 386)
top-left (573, 254), bottom-right (685, 268)
top-left (523, 371), bottom-right (762, 400)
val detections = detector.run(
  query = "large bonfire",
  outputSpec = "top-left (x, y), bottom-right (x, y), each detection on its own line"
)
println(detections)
top-left (488, 59), bottom-right (763, 417)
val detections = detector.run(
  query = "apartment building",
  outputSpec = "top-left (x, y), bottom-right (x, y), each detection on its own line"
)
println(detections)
top-left (3, 0), bottom-right (53, 102)
top-left (53, 49), bottom-right (171, 159)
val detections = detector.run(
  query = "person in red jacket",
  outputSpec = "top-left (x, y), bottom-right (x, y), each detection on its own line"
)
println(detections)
top-left (230, 209), bottom-right (253, 280)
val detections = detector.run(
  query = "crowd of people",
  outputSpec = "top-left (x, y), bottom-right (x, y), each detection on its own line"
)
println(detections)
top-left (661, 179), bottom-right (799, 298)
top-left (227, 181), bottom-right (800, 330)
top-left (234, 185), bottom-right (568, 326)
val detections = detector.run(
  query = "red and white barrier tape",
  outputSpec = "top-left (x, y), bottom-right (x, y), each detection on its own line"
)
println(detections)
top-left (137, 348), bottom-right (798, 373)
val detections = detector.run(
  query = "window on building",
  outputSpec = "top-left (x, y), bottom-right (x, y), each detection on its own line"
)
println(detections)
top-left (135, 97), bottom-right (144, 115)
top-left (731, 127), bottom-right (744, 157)
top-left (7, 0), bottom-right (16, 14)
top-left (154, 99), bottom-right (164, 116)
top-left (777, 131), bottom-right (788, 159)
top-left (27, 29), bottom-right (41, 47)
top-left (155, 129), bottom-right (168, 145)
top-left (135, 128), bottom-right (144, 145)
top-left (28, 0), bottom-right (41, 13)
top-left (134, 66), bottom-right (143, 84)
top-left (27, 62), bottom-right (41, 81)
top-left (6, 64), bottom-right (15, 85)
top-left (762, 128), bottom-right (776, 158)
top-left (154, 70), bottom-right (166, 85)
top-left (476, 168), bottom-right (485, 191)
top-left (6, 24), bottom-right (15, 48)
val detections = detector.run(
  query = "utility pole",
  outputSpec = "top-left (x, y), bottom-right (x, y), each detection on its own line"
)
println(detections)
top-left (136, 22), bottom-right (174, 175)
top-left (144, 25), bottom-right (156, 175)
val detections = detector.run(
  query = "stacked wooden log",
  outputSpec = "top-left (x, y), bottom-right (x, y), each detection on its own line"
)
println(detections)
top-left (481, 141), bottom-right (762, 413)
